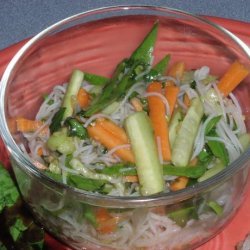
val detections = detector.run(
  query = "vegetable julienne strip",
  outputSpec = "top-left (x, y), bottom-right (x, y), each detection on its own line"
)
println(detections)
top-left (147, 82), bottom-right (171, 161)
top-left (87, 122), bottom-right (135, 163)
top-left (217, 60), bottom-right (249, 96)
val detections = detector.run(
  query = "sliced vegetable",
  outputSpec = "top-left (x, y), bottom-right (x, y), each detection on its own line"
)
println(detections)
top-left (64, 117), bottom-right (88, 139)
top-left (165, 85), bottom-right (180, 116)
top-left (198, 160), bottom-right (225, 182)
top-left (147, 81), bottom-right (171, 161)
top-left (170, 176), bottom-right (189, 191)
top-left (49, 107), bottom-right (66, 133)
top-left (207, 201), bottom-right (223, 215)
top-left (205, 115), bottom-right (221, 135)
top-left (238, 133), bottom-right (250, 151)
top-left (62, 69), bottom-right (84, 119)
top-left (16, 118), bottom-right (48, 136)
top-left (125, 111), bottom-right (164, 195)
top-left (172, 97), bottom-right (204, 166)
top-left (217, 60), bottom-right (249, 96)
top-left (87, 122), bottom-right (134, 163)
top-left (77, 88), bottom-right (90, 108)
top-left (130, 97), bottom-right (143, 111)
top-left (168, 61), bottom-right (185, 79)
top-left (169, 108), bottom-right (183, 148)
top-left (95, 118), bottom-right (129, 144)
top-left (144, 54), bottom-right (171, 81)
top-left (130, 22), bottom-right (158, 62)
top-left (84, 72), bottom-right (109, 85)
top-left (47, 128), bottom-right (75, 155)
top-left (67, 175), bottom-right (107, 192)
top-left (85, 23), bottom-right (158, 116)
top-left (168, 206), bottom-right (197, 227)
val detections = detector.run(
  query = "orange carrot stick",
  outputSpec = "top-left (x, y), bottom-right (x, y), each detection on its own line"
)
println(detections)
top-left (123, 175), bottom-right (139, 183)
top-left (95, 208), bottom-right (120, 234)
top-left (96, 118), bottom-right (129, 144)
top-left (217, 60), bottom-right (249, 96)
top-left (147, 81), bottom-right (171, 161)
top-left (168, 62), bottom-right (186, 79)
top-left (77, 88), bottom-right (90, 108)
top-left (16, 118), bottom-right (49, 136)
top-left (183, 94), bottom-right (191, 108)
top-left (170, 176), bottom-right (189, 191)
top-left (130, 97), bottom-right (143, 112)
top-left (87, 123), bottom-right (135, 163)
top-left (165, 85), bottom-right (180, 116)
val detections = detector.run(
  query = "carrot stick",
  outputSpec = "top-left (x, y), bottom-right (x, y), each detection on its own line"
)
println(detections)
top-left (165, 85), bottom-right (180, 116)
top-left (87, 123), bottom-right (135, 163)
top-left (147, 81), bottom-right (171, 161)
top-left (217, 60), bottom-right (249, 96)
top-left (130, 97), bottom-right (143, 112)
top-left (16, 118), bottom-right (49, 136)
top-left (170, 176), bottom-right (189, 191)
top-left (37, 147), bottom-right (43, 156)
top-left (77, 88), bottom-right (90, 108)
top-left (123, 175), bottom-right (139, 183)
top-left (95, 208), bottom-right (119, 234)
top-left (96, 118), bottom-right (129, 144)
top-left (183, 94), bottom-right (191, 108)
top-left (168, 62), bottom-right (185, 79)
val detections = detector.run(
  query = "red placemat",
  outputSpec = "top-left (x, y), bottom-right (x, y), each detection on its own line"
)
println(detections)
top-left (0, 16), bottom-right (250, 250)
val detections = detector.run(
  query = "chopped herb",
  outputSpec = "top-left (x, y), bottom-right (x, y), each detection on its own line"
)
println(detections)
top-left (49, 107), bottom-right (66, 133)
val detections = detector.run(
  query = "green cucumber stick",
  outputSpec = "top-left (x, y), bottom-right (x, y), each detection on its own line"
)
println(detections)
top-left (172, 97), bottom-right (204, 166)
top-left (62, 69), bottom-right (84, 119)
top-left (125, 111), bottom-right (164, 196)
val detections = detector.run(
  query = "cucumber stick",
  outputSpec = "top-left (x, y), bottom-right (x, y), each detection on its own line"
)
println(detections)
top-left (172, 97), bottom-right (204, 166)
top-left (125, 112), bottom-right (164, 196)
top-left (169, 108), bottom-right (183, 148)
top-left (62, 69), bottom-right (84, 119)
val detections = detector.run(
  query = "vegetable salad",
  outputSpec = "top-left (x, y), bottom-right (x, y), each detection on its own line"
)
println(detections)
top-left (15, 22), bottom-right (250, 197)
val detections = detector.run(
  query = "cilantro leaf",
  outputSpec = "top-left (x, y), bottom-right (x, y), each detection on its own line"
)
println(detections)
top-left (0, 163), bottom-right (20, 213)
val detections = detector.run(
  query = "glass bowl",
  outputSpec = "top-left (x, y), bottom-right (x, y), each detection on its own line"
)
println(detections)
top-left (1, 5), bottom-right (250, 250)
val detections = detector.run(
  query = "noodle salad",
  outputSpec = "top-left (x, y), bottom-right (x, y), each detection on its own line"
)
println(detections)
top-left (13, 21), bottom-right (250, 249)
top-left (16, 22), bottom-right (250, 198)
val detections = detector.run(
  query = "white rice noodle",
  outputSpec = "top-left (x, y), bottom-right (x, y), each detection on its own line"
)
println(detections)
top-left (129, 212), bottom-right (181, 248)
top-left (194, 66), bottom-right (210, 82)
top-left (228, 93), bottom-right (246, 134)
top-left (115, 82), bottom-right (146, 112)
top-left (212, 83), bottom-right (227, 121)
top-left (83, 113), bottom-right (114, 128)
top-left (184, 87), bottom-right (198, 100)
top-left (218, 120), bottom-right (243, 153)
top-left (36, 84), bottom-right (66, 120)
top-left (143, 92), bottom-right (170, 116)
top-left (106, 144), bottom-right (131, 157)
top-left (191, 121), bottom-right (205, 160)
top-left (158, 76), bottom-right (179, 86)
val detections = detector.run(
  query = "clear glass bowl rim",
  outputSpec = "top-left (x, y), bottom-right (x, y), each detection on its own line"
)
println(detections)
top-left (1, 5), bottom-right (250, 207)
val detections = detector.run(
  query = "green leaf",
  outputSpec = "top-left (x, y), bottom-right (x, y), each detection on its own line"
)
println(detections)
top-left (49, 107), bottom-right (66, 133)
top-left (9, 218), bottom-right (28, 241)
top-left (0, 163), bottom-right (20, 213)
top-left (205, 115), bottom-right (222, 135)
